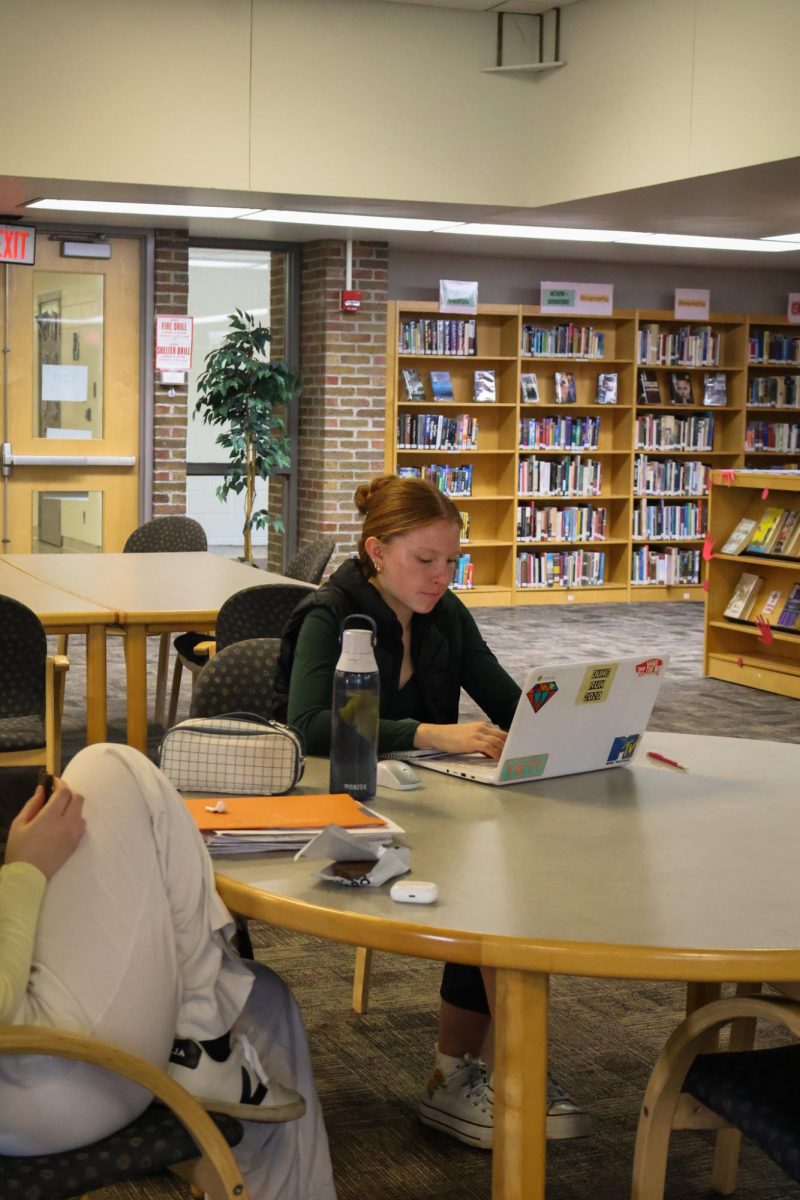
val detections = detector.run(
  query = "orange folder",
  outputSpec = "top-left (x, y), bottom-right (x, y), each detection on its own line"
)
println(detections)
top-left (184, 793), bottom-right (387, 833)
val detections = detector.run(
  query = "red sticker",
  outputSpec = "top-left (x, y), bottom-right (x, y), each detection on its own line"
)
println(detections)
top-left (755, 615), bottom-right (774, 646)
top-left (719, 469), bottom-right (736, 487)
top-left (702, 533), bottom-right (715, 562)
top-left (761, 487), bottom-right (769, 501)
top-left (526, 680), bottom-right (558, 713)
top-left (702, 579), bottom-right (710, 592)
top-left (735, 656), bottom-right (744, 667)
top-left (635, 657), bottom-right (664, 676)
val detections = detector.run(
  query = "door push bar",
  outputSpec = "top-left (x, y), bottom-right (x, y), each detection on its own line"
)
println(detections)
top-left (2, 443), bottom-right (136, 473)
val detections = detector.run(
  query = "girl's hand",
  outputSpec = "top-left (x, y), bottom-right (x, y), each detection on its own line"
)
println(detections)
top-left (414, 721), bottom-right (508, 760)
top-left (4, 779), bottom-right (86, 879)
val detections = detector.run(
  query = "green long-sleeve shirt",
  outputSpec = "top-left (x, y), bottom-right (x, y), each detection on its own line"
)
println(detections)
top-left (0, 861), bottom-right (46, 1022)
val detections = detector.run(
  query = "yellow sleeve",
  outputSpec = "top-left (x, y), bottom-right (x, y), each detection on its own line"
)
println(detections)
top-left (0, 861), bottom-right (47, 1022)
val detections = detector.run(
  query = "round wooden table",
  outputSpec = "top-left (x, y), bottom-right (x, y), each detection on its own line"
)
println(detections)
top-left (215, 731), bottom-right (800, 1200)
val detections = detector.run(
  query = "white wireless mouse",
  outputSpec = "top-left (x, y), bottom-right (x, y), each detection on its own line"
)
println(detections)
top-left (376, 759), bottom-right (421, 791)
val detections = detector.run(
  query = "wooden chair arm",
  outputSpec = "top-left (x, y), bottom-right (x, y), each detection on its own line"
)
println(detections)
top-left (0, 1026), bottom-right (248, 1200)
top-left (192, 640), bottom-right (217, 658)
top-left (51, 655), bottom-right (70, 673)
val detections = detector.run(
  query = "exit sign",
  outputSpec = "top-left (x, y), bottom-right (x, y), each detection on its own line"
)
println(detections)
top-left (0, 224), bottom-right (35, 265)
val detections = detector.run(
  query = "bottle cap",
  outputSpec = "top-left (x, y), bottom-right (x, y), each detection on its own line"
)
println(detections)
top-left (339, 628), bottom-right (378, 672)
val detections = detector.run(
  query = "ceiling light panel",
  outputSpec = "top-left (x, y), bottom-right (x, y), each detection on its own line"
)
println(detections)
top-left (240, 209), bottom-right (456, 231)
top-left (28, 199), bottom-right (259, 218)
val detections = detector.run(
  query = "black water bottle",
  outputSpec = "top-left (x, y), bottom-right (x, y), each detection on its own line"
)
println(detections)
top-left (329, 614), bottom-right (379, 799)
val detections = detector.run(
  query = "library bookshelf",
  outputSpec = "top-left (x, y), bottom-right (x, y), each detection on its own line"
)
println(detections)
top-left (385, 303), bottom-right (795, 609)
top-left (704, 469), bottom-right (800, 700)
top-left (745, 315), bottom-right (800, 469)
top-left (630, 311), bottom-right (747, 602)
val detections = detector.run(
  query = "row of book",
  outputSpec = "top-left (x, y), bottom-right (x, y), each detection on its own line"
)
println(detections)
top-left (397, 464), bottom-right (473, 495)
top-left (396, 413), bottom-right (479, 450)
top-left (402, 367), bottom-right (497, 403)
top-left (450, 553), bottom-right (474, 590)
top-left (517, 504), bottom-right (608, 542)
top-left (633, 456), bottom-right (710, 496)
top-left (724, 572), bottom-right (800, 630)
top-left (515, 549), bottom-right (606, 588)
top-left (747, 376), bottom-right (800, 408)
top-left (748, 332), bottom-right (800, 364)
top-left (519, 416), bottom-right (600, 450)
top-left (638, 324), bottom-right (721, 367)
top-left (634, 414), bottom-right (715, 452)
top-left (630, 546), bottom-right (701, 585)
top-left (518, 455), bottom-right (602, 497)
top-left (399, 319), bottom-right (477, 356)
top-left (744, 421), bottom-right (800, 453)
top-left (521, 323), bottom-right (606, 359)
top-left (720, 507), bottom-right (800, 559)
top-left (638, 371), bottom-right (727, 406)
top-left (632, 498), bottom-right (707, 541)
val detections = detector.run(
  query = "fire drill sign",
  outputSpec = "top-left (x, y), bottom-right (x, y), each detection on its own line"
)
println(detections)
top-left (154, 315), bottom-right (194, 373)
top-left (575, 662), bottom-right (618, 705)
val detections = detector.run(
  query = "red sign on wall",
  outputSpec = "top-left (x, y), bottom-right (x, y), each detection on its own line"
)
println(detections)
top-left (0, 224), bottom-right (36, 265)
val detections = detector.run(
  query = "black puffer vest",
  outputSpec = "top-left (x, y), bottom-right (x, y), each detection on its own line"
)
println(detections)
top-left (273, 558), bottom-right (466, 722)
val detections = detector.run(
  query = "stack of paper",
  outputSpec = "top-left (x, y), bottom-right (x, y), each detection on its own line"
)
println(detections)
top-left (184, 793), bottom-right (403, 856)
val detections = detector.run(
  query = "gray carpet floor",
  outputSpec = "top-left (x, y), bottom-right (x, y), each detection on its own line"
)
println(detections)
top-left (2, 599), bottom-right (798, 1199)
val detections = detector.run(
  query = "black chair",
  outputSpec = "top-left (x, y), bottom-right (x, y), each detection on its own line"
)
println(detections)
top-left (632, 993), bottom-right (800, 1198)
top-left (190, 638), bottom-right (283, 723)
top-left (168, 583), bottom-right (312, 726)
top-left (59, 515), bottom-right (208, 728)
top-left (284, 537), bottom-right (335, 585)
top-left (0, 594), bottom-right (69, 774)
top-left (0, 1025), bottom-right (247, 1200)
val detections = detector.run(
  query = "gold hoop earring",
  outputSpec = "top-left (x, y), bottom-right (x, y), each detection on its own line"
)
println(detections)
top-left (373, 560), bottom-right (382, 574)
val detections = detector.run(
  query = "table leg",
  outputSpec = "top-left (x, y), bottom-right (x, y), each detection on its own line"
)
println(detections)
top-left (125, 625), bottom-right (149, 752)
top-left (85, 625), bottom-right (108, 744)
top-left (493, 969), bottom-right (549, 1200)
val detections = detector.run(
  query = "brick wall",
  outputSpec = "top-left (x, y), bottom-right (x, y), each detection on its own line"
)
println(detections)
top-left (267, 252), bottom-right (288, 572)
top-left (152, 229), bottom-right (189, 515)
top-left (296, 240), bottom-right (389, 569)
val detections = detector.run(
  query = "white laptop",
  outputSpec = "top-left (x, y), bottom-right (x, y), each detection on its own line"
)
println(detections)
top-left (409, 652), bottom-right (669, 786)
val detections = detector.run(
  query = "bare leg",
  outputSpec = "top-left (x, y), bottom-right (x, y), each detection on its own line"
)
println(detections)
top-left (437, 999), bottom-right (492, 1058)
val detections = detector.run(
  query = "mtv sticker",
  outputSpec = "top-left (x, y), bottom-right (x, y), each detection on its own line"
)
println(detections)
top-left (607, 734), bottom-right (641, 764)
top-left (500, 754), bottom-right (548, 783)
top-left (576, 662), bottom-right (618, 705)
top-left (527, 679), bottom-right (558, 713)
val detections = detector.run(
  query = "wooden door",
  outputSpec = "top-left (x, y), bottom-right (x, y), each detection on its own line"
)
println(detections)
top-left (1, 235), bottom-right (140, 553)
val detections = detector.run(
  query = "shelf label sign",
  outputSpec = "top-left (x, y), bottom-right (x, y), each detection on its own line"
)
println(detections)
top-left (787, 293), bottom-right (800, 324)
top-left (439, 279), bottom-right (478, 315)
top-left (0, 223), bottom-right (35, 265)
top-left (674, 288), bottom-right (710, 320)
top-left (155, 315), bottom-right (193, 373)
top-left (540, 281), bottom-right (613, 316)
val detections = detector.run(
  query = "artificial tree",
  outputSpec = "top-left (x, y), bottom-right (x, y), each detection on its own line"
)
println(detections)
top-left (194, 310), bottom-right (299, 562)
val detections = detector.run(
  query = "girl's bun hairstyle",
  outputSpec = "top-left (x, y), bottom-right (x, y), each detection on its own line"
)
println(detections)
top-left (355, 474), bottom-right (461, 576)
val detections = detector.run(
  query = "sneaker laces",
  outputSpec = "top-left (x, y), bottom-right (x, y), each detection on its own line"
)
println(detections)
top-left (232, 1030), bottom-right (269, 1090)
top-left (459, 1056), bottom-right (493, 1114)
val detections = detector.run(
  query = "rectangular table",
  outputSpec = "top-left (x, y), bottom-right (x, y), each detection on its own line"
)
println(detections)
top-left (3, 553), bottom-right (289, 751)
top-left (0, 558), bottom-right (115, 744)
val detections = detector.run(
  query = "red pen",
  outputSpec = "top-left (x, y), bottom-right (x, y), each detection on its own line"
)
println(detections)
top-left (647, 751), bottom-right (688, 773)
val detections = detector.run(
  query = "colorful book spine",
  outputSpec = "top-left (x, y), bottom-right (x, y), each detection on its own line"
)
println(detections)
top-left (515, 549), bottom-right (606, 588)
top-left (521, 324), bottom-right (606, 358)
top-left (630, 546), bottom-right (701, 585)
top-left (516, 503), bottom-right (608, 542)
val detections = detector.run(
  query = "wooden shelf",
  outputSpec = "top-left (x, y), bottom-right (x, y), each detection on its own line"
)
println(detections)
top-left (704, 469), bottom-right (800, 699)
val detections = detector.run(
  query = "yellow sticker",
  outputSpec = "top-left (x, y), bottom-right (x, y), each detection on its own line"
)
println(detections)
top-left (576, 662), bottom-right (618, 705)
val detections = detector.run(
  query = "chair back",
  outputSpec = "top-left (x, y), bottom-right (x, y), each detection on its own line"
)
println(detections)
top-left (123, 516), bottom-right (207, 553)
top-left (190, 639), bottom-right (282, 722)
top-left (284, 538), bottom-right (335, 585)
top-left (215, 584), bottom-right (313, 653)
top-left (0, 595), bottom-right (46, 723)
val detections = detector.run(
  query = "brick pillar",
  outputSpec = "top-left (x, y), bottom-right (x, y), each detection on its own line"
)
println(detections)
top-left (267, 252), bottom-right (288, 572)
top-left (152, 229), bottom-right (189, 515)
top-left (296, 240), bottom-right (389, 570)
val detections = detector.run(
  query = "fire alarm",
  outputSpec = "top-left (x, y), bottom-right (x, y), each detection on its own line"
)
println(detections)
top-left (340, 290), bottom-right (362, 313)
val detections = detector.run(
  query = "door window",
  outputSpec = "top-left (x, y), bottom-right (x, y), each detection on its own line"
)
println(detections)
top-left (33, 271), bottom-right (104, 439)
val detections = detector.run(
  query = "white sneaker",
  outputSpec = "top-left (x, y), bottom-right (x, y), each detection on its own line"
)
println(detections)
top-left (167, 1031), bottom-right (306, 1124)
top-left (419, 1057), bottom-right (591, 1148)
top-left (419, 1055), bottom-right (493, 1149)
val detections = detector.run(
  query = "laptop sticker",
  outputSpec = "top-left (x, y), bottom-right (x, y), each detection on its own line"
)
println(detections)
top-left (576, 662), bottom-right (618, 704)
top-left (526, 679), bottom-right (558, 713)
top-left (607, 734), bottom-right (641, 764)
top-left (635, 657), bottom-right (665, 677)
top-left (500, 754), bottom-right (548, 782)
